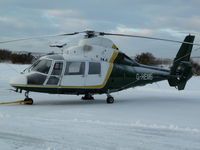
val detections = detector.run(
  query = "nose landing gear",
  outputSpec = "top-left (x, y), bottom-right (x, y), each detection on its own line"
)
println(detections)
top-left (24, 91), bottom-right (33, 105)
top-left (82, 93), bottom-right (94, 100)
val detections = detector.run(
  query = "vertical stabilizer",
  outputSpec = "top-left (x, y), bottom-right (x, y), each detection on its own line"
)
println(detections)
top-left (168, 35), bottom-right (195, 90)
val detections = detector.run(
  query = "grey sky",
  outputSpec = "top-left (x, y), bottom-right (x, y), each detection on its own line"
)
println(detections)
top-left (0, 0), bottom-right (200, 58)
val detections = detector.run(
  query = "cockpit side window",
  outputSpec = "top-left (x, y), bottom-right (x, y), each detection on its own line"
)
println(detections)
top-left (31, 59), bottom-right (52, 74)
top-left (51, 62), bottom-right (63, 75)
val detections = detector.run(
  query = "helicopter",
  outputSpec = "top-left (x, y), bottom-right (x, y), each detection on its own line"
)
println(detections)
top-left (0, 30), bottom-right (198, 105)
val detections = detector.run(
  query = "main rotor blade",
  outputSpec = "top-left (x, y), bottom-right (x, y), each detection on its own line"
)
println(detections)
top-left (0, 32), bottom-right (79, 44)
top-left (101, 32), bottom-right (200, 46)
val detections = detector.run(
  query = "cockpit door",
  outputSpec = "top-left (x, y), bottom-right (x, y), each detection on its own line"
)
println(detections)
top-left (45, 61), bottom-right (64, 86)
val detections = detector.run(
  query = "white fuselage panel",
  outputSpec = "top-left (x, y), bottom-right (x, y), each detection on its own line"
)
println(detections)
top-left (38, 36), bottom-right (119, 88)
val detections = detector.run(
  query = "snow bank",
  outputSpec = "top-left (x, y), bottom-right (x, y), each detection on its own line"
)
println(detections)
top-left (0, 112), bottom-right (9, 119)
top-left (0, 63), bottom-right (200, 150)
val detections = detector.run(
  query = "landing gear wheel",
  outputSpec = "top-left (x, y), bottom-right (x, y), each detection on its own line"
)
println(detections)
top-left (107, 96), bottom-right (114, 104)
top-left (82, 93), bottom-right (94, 100)
top-left (24, 98), bottom-right (33, 105)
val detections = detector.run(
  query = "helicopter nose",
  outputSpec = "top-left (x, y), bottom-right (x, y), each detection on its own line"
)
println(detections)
top-left (9, 75), bottom-right (27, 86)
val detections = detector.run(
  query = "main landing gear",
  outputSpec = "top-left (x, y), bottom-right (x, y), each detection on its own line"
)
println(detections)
top-left (24, 91), bottom-right (33, 105)
top-left (107, 96), bottom-right (114, 104)
top-left (106, 90), bottom-right (114, 104)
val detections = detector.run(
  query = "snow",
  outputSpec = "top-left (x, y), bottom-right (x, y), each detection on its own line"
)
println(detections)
top-left (0, 63), bottom-right (200, 150)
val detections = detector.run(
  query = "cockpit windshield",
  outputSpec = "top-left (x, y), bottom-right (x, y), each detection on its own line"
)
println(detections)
top-left (31, 59), bottom-right (52, 74)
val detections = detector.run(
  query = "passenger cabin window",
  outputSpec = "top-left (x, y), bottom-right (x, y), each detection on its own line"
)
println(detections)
top-left (51, 62), bottom-right (63, 75)
top-left (88, 62), bottom-right (101, 75)
top-left (65, 62), bottom-right (85, 75)
top-left (31, 59), bottom-right (52, 74)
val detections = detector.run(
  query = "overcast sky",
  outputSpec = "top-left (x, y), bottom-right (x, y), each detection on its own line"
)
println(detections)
top-left (0, 0), bottom-right (200, 58)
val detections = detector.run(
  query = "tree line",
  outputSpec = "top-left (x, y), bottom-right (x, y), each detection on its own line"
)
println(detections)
top-left (0, 49), bottom-right (33, 64)
top-left (135, 52), bottom-right (200, 76)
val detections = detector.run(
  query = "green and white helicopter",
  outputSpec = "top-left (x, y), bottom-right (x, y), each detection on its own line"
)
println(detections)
top-left (1, 30), bottom-right (198, 104)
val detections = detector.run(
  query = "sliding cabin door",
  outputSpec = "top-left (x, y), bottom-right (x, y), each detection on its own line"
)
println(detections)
top-left (85, 61), bottom-right (109, 87)
top-left (61, 61), bottom-right (85, 87)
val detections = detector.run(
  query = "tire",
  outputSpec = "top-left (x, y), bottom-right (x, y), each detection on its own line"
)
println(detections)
top-left (24, 98), bottom-right (33, 105)
top-left (106, 97), bottom-right (114, 104)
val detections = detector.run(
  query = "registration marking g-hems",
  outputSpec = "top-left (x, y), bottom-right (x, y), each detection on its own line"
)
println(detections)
top-left (136, 73), bottom-right (153, 80)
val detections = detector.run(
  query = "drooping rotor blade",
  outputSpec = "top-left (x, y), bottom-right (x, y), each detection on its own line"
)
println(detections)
top-left (0, 32), bottom-right (79, 44)
top-left (100, 32), bottom-right (200, 46)
top-left (58, 32), bottom-right (80, 36)
top-left (1, 30), bottom-right (200, 46)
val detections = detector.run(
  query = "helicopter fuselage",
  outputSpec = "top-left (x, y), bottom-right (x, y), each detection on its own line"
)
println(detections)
top-left (10, 36), bottom-right (170, 95)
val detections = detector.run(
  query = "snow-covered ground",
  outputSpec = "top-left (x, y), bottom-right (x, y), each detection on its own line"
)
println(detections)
top-left (0, 63), bottom-right (200, 150)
